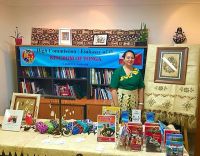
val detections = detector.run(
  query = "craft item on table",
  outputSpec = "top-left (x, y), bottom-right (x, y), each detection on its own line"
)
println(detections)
top-left (82, 119), bottom-right (97, 135)
top-left (25, 113), bottom-right (34, 125)
top-left (72, 124), bottom-right (81, 135)
top-left (62, 127), bottom-right (71, 137)
top-left (36, 121), bottom-right (48, 134)
top-left (50, 119), bottom-right (59, 129)
top-left (132, 109), bottom-right (141, 123)
top-left (121, 111), bottom-right (129, 123)
top-left (44, 121), bottom-right (55, 134)
top-left (61, 119), bottom-right (68, 127)
top-left (76, 120), bottom-right (89, 133)
top-left (146, 112), bottom-right (155, 123)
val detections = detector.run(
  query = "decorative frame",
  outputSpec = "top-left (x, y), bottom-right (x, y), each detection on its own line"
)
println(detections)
top-left (93, 34), bottom-right (108, 46)
top-left (10, 93), bottom-right (41, 120)
top-left (59, 28), bottom-right (72, 45)
top-left (154, 47), bottom-right (188, 85)
top-left (2, 109), bottom-right (24, 131)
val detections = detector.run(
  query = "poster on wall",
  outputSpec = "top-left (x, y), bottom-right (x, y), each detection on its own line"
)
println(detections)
top-left (19, 46), bottom-right (145, 69)
top-left (154, 47), bottom-right (188, 85)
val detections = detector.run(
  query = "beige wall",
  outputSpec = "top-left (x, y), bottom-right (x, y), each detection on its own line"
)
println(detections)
top-left (0, 1), bottom-right (200, 115)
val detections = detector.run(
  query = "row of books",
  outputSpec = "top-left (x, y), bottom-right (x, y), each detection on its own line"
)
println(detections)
top-left (90, 68), bottom-right (113, 85)
top-left (54, 67), bottom-right (76, 79)
top-left (53, 83), bottom-right (76, 97)
top-left (21, 67), bottom-right (49, 78)
top-left (19, 80), bottom-right (41, 94)
top-left (91, 87), bottom-right (112, 100)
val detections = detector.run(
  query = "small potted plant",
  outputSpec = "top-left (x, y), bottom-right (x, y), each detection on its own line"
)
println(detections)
top-left (10, 27), bottom-right (23, 45)
top-left (135, 23), bottom-right (148, 46)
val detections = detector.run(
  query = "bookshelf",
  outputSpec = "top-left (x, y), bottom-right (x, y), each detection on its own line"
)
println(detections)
top-left (15, 45), bottom-right (147, 120)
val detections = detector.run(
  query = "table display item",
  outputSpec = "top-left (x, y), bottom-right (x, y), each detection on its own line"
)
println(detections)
top-left (10, 92), bottom-right (40, 120)
top-left (132, 109), bottom-right (141, 123)
top-left (146, 112), bottom-right (155, 123)
top-left (97, 115), bottom-right (116, 142)
top-left (145, 122), bottom-right (162, 152)
top-left (127, 123), bottom-right (143, 151)
top-left (102, 106), bottom-right (120, 130)
top-left (166, 133), bottom-right (183, 156)
top-left (121, 111), bottom-right (129, 123)
top-left (2, 109), bottom-right (24, 131)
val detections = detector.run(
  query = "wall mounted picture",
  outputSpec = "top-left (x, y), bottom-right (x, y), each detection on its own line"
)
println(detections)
top-left (93, 34), bottom-right (108, 46)
top-left (2, 109), bottom-right (24, 131)
top-left (59, 28), bottom-right (72, 45)
top-left (154, 47), bottom-right (188, 85)
top-left (10, 93), bottom-right (41, 120)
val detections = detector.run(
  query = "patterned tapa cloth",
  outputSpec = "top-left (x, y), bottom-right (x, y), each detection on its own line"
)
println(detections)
top-left (118, 88), bottom-right (138, 111)
top-left (31, 28), bottom-right (145, 46)
top-left (144, 44), bottom-right (200, 129)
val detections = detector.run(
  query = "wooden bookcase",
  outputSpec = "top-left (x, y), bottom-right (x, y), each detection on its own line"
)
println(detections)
top-left (15, 45), bottom-right (147, 120)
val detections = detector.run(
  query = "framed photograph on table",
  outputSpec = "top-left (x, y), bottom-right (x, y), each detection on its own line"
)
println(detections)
top-left (93, 34), bottom-right (108, 46)
top-left (10, 93), bottom-right (41, 120)
top-left (154, 47), bottom-right (188, 85)
top-left (2, 109), bottom-right (24, 131)
top-left (59, 28), bottom-right (72, 45)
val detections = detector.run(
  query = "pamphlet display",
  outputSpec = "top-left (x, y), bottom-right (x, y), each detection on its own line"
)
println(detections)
top-left (97, 115), bottom-right (116, 142)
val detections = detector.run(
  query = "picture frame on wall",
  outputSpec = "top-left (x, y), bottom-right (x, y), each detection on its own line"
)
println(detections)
top-left (59, 28), bottom-right (72, 45)
top-left (154, 47), bottom-right (188, 85)
top-left (93, 34), bottom-right (108, 46)
top-left (2, 109), bottom-right (24, 131)
top-left (10, 93), bottom-right (41, 120)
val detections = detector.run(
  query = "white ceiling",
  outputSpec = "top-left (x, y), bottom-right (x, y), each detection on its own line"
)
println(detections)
top-left (1, 0), bottom-right (200, 6)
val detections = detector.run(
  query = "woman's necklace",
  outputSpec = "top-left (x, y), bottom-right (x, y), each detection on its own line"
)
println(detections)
top-left (123, 66), bottom-right (133, 75)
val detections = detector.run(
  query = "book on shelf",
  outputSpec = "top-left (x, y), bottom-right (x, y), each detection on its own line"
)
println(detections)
top-left (97, 115), bottom-right (116, 142)
top-left (92, 87), bottom-right (112, 100)
top-left (21, 67), bottom-right (49, 78)
top-left (90, 68), bottom-right (113, 85)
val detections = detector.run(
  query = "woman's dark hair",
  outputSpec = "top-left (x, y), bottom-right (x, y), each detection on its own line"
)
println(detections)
top-left (122, 50), bottom-right (135, 58)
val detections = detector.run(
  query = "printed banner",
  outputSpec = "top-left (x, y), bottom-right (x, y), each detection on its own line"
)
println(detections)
top-left (20, 46), bottom-right (144, 69)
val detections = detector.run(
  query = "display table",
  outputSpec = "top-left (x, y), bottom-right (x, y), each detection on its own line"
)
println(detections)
top-left (0, 117), bottom-right (189, 156)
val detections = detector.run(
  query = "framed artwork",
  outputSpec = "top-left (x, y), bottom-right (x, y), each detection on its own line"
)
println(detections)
top-left (93, 34), bottom-right (108, 46)
top-left (10, 93), bottom-right (41, 120)
top-left (2, 109), bottom-right (24, 131)
top-left (154, 47), bottom-right (188, 85)
top-left (59, 28), bottom-right (72, 45)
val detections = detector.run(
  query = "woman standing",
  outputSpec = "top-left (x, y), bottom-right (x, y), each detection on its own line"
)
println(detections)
top-left (110, 50), bottom-right (144, 111)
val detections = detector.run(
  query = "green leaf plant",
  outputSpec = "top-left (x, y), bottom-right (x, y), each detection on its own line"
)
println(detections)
top-left (10, 27), bottom-right (23, 39)
top-left (138, 22), bottom-right (148, 42)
